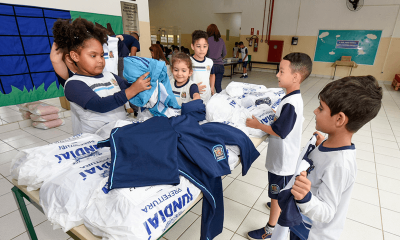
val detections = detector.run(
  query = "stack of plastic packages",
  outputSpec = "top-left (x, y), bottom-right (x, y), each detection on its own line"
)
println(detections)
top-left (205, 81), bottom-right (285, 137)
top-left (17, 102), bottom-right (36, 120)
top-left (27, 102), bottom-right (64, 129)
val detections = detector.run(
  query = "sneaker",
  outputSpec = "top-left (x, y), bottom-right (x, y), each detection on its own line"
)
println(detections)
top-left (244, 75), bottom-right (248, 78)
top-left (240, 75), bottom-right (245, 78)
top-left (265, 202), bottom-right (271, 210)
top-left (247, 226), bottom-right (273, 240)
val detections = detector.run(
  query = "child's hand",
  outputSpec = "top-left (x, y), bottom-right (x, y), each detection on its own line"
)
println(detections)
top-left (125, 72), bottom-right (151, 99)
top-left (126, 108), bottom-right (134, 114)
top-left (197, 82), bottom-right (206, 93)
top-left (313, 131), bottom-right (325, 146)
top-left (211, 89), bottom-right (215, 95)
top-left (291, 171), bottom-right (311, 201)
top-left (246, 116), bottom-right (260, 129)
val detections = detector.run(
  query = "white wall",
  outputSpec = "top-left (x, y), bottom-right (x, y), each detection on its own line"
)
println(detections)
top-left (1, 0), bottom-right (150, 22)
top-left (214, 12), bottom-right (241, 36)
top-left (150, 0), bottom-right (400, 38)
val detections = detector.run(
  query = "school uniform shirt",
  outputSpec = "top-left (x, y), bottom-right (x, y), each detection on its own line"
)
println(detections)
top-left (171, 79), bottom-right (199, 106)
top-left (296, 142), bottom-right (357, 240)
top-left (266, 90), bottom-right (303, 176)
top-left (190, 56), bottom-right (214, 103)
top-left (64, 72), bottom-right (128, 135)
top-left (240, 47), bottom-right (248, 61)
top-left (103, 36), bottom-right (119, 75)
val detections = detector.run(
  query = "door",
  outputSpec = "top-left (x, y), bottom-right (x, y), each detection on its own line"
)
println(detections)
top-left (267, 40), bottom-right (284, 62)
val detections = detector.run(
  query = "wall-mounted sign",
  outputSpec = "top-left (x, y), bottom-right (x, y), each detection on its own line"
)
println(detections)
top-left (120, 2), bottom-right (140, 34)
top-left (336, 40), bottom-right (359, 49)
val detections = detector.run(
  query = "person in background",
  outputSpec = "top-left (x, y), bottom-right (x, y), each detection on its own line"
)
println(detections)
top-left (233, 42), bottom-right (239, 58)
top-left (180, 45), bottom-right (185, 52)
top-left (183, 48), bottom-right (191, 56)
top-left (52, 18), bottom-right (150, 135)
top-left (149, 44), bottom-right (173, 80)
top-left (239, 41), bottom-right (249, 78)
top-left (173, 46), bottom-right (179, 55)
top-left (206, 23), bottom-right (226, 94)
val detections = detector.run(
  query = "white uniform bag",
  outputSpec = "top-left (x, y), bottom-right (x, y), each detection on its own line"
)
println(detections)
top-left (40, 152), bottom-right (111, 232)
top-left (10, 133), bottom-right (106, 191)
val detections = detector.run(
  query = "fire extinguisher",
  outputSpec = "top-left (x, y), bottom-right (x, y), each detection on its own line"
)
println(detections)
top-left (254, 37), bottom-right (259, 52)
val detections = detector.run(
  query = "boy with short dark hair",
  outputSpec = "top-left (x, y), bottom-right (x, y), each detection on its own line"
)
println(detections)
top-left (283, 75), bottom-right (382, 240)
top-left (190, 30), bottom-right (214, 103)
top-left (239, 41), bottom-right (249, 78)
top-left (246, 52), bottom-right (312, 239)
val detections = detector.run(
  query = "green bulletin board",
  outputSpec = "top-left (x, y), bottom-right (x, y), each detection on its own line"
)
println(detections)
top-left (314, 30), bottom-right (382, 65)
top-left (70, 11), bottom-right (123, 35)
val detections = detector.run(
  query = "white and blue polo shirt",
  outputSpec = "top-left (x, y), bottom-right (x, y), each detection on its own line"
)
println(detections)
top-left (265, 90), bottom-right (303, 176)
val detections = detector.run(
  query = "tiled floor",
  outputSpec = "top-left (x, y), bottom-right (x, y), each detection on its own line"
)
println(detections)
top-left (0, 70), bottom-right (399, 240)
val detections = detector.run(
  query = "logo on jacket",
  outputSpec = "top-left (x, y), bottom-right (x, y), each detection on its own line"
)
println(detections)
top-left (213, 144), bottom-right (226, 161)
top-left (270, 184), bottom-right (280, 194)
top-left (181, 92), bottom-right (187, 98)
top-left (111, 78), bottom-right (118, 86)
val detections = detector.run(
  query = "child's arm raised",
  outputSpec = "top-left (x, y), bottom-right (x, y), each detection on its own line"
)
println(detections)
top-left (50, 42), bottom-right (69, 80)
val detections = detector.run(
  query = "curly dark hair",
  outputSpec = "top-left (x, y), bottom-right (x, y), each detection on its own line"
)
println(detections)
top-left (52, 18), bottom-right (108, 53)
top-left (192, 30), bottom-right (208, 45)
top-left (319, 75), bottom-right (382, 133)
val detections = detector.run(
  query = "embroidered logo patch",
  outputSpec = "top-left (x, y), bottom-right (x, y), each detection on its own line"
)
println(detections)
top-left (212, 144), bottom-right (226, 161)
top-left (207, 65), bottom-right (211, 71)
top-left (111, 78), bottom-right (118, 86)
top-left (181, 92), bottom-right (187, 98)
top-left (270, 184), bottom-right (280, 194)
top-left (109, 51), bottom-right (114, 58)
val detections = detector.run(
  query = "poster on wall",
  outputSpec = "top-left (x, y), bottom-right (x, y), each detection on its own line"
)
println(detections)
top-left (0, 3), bottom-right (123, 107)
top-left (120, 2), bottom-right (139, 34)
top-left (314, 30), bottom-right (382, 65)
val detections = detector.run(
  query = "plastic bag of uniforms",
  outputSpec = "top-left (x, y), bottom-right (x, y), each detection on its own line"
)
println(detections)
top-left (10, 133), bottom-right (106, 191)
top-left (246, 104), bottom-right (276, 138)
top-left (225, 81), bottom-right (269, 97)
top-left (82, 176), bottom-right (201, 240)
top-left (39, 151), bottom-right (111, 232)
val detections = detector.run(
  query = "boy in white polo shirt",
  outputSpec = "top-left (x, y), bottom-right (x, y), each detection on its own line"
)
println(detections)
top-left (246, 52), bottom-right (313, 239)
top-left (285, 75), bottom-right (382, 240)
top-left (190, 30), bottom-right (214, 103)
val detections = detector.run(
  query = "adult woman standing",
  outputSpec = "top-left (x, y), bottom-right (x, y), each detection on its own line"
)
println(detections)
top-left (207, 24), bottom-right (227, 94)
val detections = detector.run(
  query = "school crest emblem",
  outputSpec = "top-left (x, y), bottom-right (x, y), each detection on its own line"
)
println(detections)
top-left (181, 92), bottom-right (187, 98)
top-left (206, 65), bottom-right (211, 71)
top-left (212, 144), bottom-right (226, 161)
top-left (109, 51), bottom-right (114, 58)
top-left (270, 184), bottom-right (280, 194)
top-left (111, 78), bottom-right (118, 86)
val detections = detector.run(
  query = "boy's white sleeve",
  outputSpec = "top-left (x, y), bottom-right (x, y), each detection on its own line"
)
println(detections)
top-left (296, 165), bottom-right (350, 223)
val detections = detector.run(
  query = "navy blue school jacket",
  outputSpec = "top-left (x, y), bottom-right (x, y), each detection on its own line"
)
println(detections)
top-left (97, 100), bottom-right (260, 240)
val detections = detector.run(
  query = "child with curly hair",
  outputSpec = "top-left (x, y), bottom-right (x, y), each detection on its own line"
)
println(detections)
top-left (52, 18), bottom-right (150, 135)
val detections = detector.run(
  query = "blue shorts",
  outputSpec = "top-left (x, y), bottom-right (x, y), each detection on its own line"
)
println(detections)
top-left (289, 214), bottom-right (312, 240)
top-left (268, 171), bottom-right (293, 199)
top-left (242, 61), bottom-right (248, 68)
